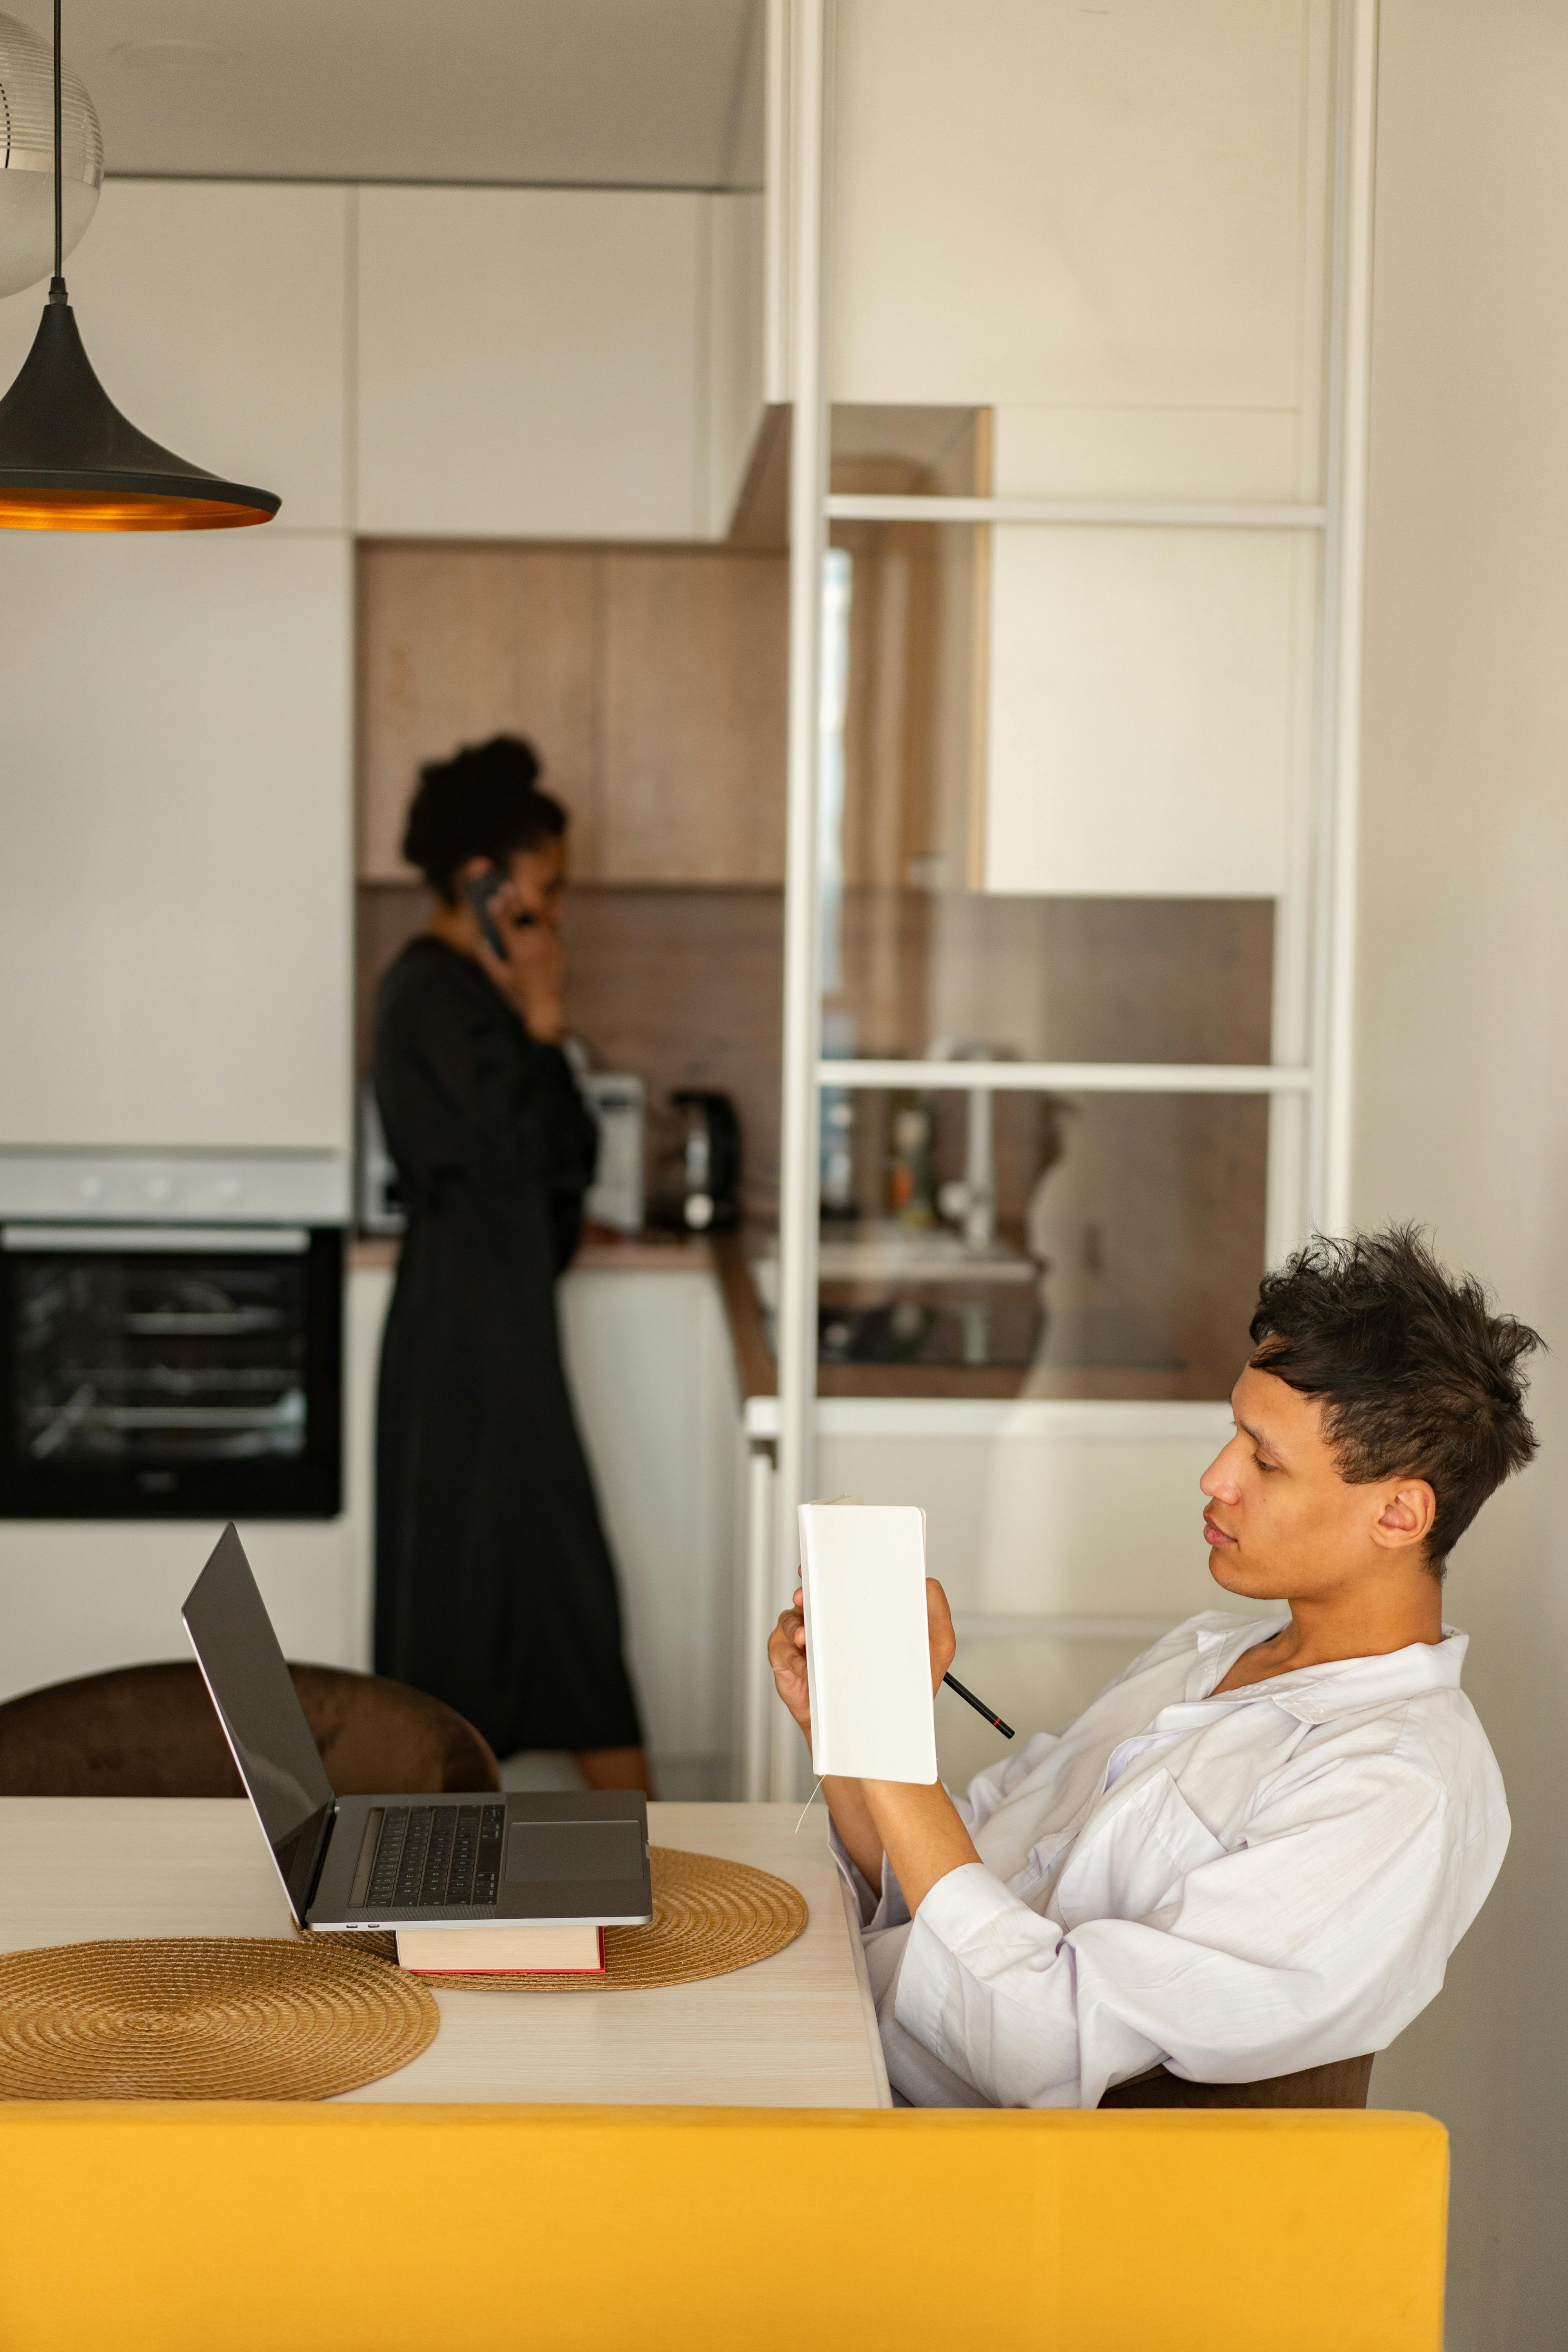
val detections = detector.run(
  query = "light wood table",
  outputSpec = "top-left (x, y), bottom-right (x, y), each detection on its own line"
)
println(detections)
top-left (0, 1798), bottom-right (891, 2109)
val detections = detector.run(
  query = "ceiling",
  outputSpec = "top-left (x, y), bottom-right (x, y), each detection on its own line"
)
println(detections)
top-left (9, 0), bottom-right (764, 187)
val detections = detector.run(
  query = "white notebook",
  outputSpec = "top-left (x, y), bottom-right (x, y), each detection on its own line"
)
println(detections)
top-left (799, 1501), bottom-right (937, 1783)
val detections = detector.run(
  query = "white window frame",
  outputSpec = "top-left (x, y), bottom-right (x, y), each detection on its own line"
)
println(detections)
top-left (747, 0), bottom-right (1378, 1799)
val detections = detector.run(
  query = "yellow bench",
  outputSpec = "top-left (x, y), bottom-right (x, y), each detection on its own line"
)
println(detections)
top-left (0, 2105), bottom-right (1446, 2352)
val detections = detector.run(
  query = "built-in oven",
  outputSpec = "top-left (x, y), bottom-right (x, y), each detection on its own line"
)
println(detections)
top-left (0, 1224), bottom-right (343, 1519)
top-left (0, 1151), bottom-right (347, 1520)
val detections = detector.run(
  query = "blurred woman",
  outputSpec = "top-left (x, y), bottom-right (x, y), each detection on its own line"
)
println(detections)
top-left (372, 735), bottom-right (648, 1792)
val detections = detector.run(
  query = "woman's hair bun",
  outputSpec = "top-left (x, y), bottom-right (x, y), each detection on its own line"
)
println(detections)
top-left (402, 734), bottom-right (567, 899)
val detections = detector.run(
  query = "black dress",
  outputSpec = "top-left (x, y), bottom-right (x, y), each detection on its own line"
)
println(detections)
top-left (372, 936), bottom-right (642, 1758)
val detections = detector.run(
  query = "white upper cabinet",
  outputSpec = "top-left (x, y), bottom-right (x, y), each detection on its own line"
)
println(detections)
top-left (831, 0), bottom-right (1334, 898)
top-left (831, 0), bottom-right (1329, 473)
top-left (0, 181), bottom-right (352, 530)
top-left (706, 192), bottom-right (768, 535)
top-left (984, 527), bottom-right (1312, 898)
top-left (0, 533), bottom-right (352, 1152)
top-left (356, 188), bottom-right (709, 540)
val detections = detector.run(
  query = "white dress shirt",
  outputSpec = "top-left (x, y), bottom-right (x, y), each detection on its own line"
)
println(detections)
top-left (833, 1612), bottom-right (1509, 2110)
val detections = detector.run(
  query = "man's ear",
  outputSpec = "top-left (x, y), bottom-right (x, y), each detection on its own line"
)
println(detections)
top-left (1372, 1479), bottom-right (1437, 1552)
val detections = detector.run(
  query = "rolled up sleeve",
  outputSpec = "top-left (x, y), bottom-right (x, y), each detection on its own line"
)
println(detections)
top-left (893, 1755), bottom-right (1504, 2109)
top-left (828, 1731), bottom-right (1059, 1931)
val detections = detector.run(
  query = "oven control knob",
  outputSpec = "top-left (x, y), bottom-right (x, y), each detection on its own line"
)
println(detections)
top-left (77, 1176), bottom-right (102, 1202)
top-left (215, 1178), bottom-right (242, 1203)
top-left (145, 1177), bottom-right (172, 1205)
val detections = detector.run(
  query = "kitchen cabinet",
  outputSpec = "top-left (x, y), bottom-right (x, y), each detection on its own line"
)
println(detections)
top-left (356, 540), bottom-right (787, 886)
top-left (983, 526), bottom-right (1314, 898)
top-left (357, 187), bottom-right (767, 543)
top-left (349, 1257), bottom-right (742, 1796)
top-left (828, 0), bottom-right (1333, 899)
top-left (0, 531), bottom-right (352, 1152)
top-left (558, 1264), bottom-right (742, 1796)
top-left (831, 0), bottom-right (1330, 437)
top-left (707, 192), bottom-right (769, 534)
top-left (357, 188), bottom-right (710, 542)
top-left (356, 544), bottom-right (601, 882)
top-left (0, 180), bottom-right (768, 546)
top-left (600, 550), bottom-right (787, 882)
top-left (0, 180), bottom-right (352, 531)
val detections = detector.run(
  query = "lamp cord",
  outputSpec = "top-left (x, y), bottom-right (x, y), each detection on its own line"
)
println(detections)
top-left (49, 0), bottom-right (64, 303)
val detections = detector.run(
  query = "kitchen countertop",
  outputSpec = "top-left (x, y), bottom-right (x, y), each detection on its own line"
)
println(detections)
top-left (352, 1229), bottom-right (1221, 1406)
top-left (350, 1229), bottom-right (715, 1274)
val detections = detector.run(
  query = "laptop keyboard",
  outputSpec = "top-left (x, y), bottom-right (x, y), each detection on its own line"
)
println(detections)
top-left (363, 1802), bottom-right (505, 1911)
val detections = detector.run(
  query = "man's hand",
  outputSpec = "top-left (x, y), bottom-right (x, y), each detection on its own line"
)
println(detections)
top-left (769, 1576), bottom-right (956, 1746)
top-left (925, 1578), bottom-right (957, 1696)
top-left (768, 1587), bottom-right (812, 1744)
top-left (768, 1586), bottom-right (891, 1886)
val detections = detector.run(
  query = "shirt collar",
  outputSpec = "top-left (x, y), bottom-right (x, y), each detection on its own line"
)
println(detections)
top-left (1183, 1615), bottom-right (1468, 1723)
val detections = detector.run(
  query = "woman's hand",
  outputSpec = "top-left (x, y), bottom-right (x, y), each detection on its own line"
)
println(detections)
top-left (474, 897), bottom-right (566, 1043)
top-left (768, 1586), bottom-right (812, 1744)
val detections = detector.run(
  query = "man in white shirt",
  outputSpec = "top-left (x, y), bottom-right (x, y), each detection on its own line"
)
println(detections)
top-left (768, 1227), bottom-right (1540, 2108)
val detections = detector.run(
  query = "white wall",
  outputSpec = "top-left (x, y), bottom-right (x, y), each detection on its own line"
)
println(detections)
top-left (1351, 5), bottom-right (1568, 2344)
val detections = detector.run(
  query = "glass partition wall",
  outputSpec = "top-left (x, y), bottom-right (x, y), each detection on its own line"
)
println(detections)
top-left (746, 0), bottom-right (1376, 1798)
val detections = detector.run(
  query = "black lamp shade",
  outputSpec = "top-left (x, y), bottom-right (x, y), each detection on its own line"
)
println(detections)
top-left (0, 299), bottom-right (280, 531)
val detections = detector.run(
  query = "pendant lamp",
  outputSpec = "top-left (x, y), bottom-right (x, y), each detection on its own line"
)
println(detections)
top-left (0, 11), bottom-right (102, 298)
top-left (0, 0), bottom-right (278, 530)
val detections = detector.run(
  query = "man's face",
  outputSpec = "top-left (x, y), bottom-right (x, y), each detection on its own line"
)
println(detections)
top-left (1199, 1364), bottom-right (1425, 1602)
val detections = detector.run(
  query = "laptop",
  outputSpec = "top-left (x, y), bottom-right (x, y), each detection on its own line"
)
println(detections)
top-left (181, 1523), bottom-right (653, 1933)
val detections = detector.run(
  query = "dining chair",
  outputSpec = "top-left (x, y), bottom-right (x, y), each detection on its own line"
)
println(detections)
top-left (1098, 2052), bottom-right (1374, 2108)
top-left (0, 1659), bottom-right (501, 1798)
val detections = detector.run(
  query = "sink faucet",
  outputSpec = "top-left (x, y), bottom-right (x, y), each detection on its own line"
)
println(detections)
top-left (929, 1039), bottom-right (996, 1251)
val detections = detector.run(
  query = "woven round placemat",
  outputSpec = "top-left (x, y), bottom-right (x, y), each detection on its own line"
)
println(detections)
top-left (0, 1936), bottom-right (439, 2100)
top-left (320, 1847), bottom-right (808, 1992)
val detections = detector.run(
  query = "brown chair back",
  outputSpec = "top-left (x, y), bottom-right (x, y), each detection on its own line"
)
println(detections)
top-left (1099, 2053), bottom-right (1374, 2109)
top-left (0, 1660), bottom-right (501, 1799)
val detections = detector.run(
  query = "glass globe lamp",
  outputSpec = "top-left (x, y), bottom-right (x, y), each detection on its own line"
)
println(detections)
top-left (0, 10), bottom-right (102, 299)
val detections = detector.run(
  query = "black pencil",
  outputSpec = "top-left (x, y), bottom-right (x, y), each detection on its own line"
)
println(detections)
top-left (942, 1671), bottom-right (1015, 1739)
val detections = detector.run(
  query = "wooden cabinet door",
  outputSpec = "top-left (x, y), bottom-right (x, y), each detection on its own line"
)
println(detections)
top-left (356, 543), bottom-right (600, 882)
top-left (600, 552), bottom-right (788, 884)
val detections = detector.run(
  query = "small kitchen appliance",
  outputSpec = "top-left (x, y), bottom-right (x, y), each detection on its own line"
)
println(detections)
top-left (579, 1071), bottom-right (645, 1235)
top-left (660, 1091), bottom-right (740, 1234)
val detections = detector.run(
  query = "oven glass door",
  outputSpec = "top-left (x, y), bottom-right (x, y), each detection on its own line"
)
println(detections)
top-left (0, 1225), bottom-right (342, 1518)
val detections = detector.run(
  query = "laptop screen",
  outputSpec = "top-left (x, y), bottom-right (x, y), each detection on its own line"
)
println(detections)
top-left (181, 1524), bottom-right (334, 1873)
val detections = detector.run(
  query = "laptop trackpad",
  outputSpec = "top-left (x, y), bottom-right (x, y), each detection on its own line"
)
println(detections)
top-left (506, 1819), bottom-right (643, 1884)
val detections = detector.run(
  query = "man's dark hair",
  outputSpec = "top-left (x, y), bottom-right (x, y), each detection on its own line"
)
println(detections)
top-left (402, 734), bottom-right (567, 901)
top-left (1249, 1225), bottom-right (1542, 1576)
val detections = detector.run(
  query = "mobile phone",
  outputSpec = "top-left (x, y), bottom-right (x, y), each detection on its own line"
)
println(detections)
top-left (463, 867), bottom-right (509, 957)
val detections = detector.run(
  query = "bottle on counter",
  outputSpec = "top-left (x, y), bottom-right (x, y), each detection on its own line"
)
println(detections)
top-left (884, 1089), bottom-right (937, 1227)
top-left (819, 1008), bottom-right (858, 1222)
